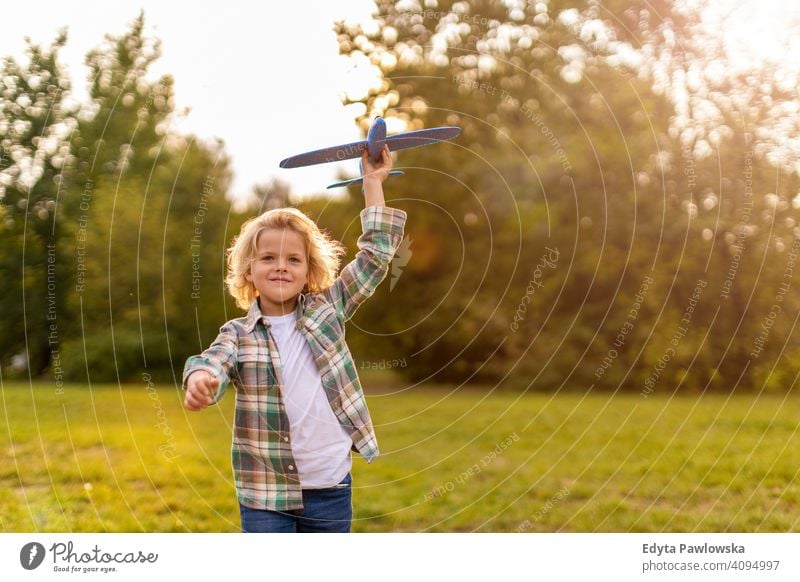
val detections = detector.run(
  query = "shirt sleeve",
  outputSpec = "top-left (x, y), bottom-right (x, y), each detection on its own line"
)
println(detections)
top-left (182, 321), bottom-right (239, 403)
top-left (326, 205), bottom-right (407, 321)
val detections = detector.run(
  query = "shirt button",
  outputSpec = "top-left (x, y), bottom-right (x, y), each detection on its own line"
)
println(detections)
top-left (283, 436), bottom-right (289, 442)
top-left (288, 465), bottom-right (295, 471)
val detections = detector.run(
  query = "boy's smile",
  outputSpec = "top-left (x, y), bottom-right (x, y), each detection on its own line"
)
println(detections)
top-left (246, 228), bottom-right (309, 315)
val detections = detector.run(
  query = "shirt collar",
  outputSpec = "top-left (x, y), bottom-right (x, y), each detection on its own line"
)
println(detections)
top-left (243, 293), bottom-right (307, 333)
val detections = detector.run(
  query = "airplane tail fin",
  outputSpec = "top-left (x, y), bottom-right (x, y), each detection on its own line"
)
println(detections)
top-left (327, 170), bottom-right (404, 189)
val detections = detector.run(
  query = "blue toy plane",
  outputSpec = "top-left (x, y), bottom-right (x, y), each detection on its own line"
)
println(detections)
top-left (279, 116), bottom-right (461, 189)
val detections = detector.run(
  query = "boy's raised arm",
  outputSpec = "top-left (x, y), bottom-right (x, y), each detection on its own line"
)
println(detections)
top-left (362, 146), bottom-right (391, 208)
top-left (326, 146), bottom-right (407, 320)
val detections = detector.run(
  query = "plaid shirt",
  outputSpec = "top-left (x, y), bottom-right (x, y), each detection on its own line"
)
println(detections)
top-left (183, 205), bottom-right (407, 511)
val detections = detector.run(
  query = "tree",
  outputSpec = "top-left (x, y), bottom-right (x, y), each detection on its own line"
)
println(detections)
top-left (57, 14), bottom-right (238, 383)
top-left (336, 0), bottom-right (800, 390)
top-left (0, 31), bottom-right (76, 376)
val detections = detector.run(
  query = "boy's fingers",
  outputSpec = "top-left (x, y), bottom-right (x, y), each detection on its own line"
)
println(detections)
top-left (184, 392), bottom-right (205, 410)
top-left (205, 379), bottom-right (218, 397)
top-left (192, 397), bottom-right (209, 410)
top-left (197, 381), bottom-right (215, 404)
top-left (186, 382), bottom-right (213, 406)
top-left (188, 386), bottom-right (206, 402)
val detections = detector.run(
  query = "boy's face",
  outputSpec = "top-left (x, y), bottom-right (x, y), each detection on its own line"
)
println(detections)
top-left (246, 228), bottom-right (309, 316)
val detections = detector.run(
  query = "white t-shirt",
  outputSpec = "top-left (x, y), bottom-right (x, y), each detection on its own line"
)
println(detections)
top-left (265, 312), bottom-right (353, 488)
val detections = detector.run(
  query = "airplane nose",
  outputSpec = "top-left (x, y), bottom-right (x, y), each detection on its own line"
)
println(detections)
top-left (366, 116), bottom-right (387, 162)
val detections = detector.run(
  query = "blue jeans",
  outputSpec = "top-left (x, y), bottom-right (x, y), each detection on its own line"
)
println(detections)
top-left (239, 472), bottom-right (352, 533)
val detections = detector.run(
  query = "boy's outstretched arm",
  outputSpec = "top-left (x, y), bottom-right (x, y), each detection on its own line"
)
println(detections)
top-left (182, 322), bottom-right (238, 410)
top-left (361, 145), bottom-right (391, 207)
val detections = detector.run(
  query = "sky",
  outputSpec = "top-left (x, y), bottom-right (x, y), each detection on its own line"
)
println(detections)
top-left (4, 0), bottom-right (381, 200)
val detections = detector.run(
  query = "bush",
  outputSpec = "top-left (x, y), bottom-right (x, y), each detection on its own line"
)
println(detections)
top-left (59, 328), bottom-right (177, 383)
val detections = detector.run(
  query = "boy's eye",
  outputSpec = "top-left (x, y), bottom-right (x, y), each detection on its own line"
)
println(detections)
top-left (289, 257), bottom-right (301, 263)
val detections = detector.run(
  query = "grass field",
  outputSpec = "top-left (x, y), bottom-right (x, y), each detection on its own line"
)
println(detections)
top-left (1, 378), bottom-right (798, 532)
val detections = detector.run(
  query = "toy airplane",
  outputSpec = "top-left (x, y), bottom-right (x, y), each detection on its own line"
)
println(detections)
top-left (279, 116), bottom-right (461, 189)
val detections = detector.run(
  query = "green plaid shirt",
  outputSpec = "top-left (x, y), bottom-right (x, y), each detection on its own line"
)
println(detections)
top-left (183, 205), bottom-right (407, 511)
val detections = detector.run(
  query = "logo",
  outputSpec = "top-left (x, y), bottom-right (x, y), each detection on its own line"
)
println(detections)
top-left (391, 234), bottom-right (413, 291)
top-left (20, 542), bottom-right (46, 570)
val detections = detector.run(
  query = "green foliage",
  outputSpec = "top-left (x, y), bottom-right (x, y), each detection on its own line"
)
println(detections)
top-left (0, 32), bottom-right (74, 375)
top-left (335, 0), bottom-right (800, 390)
top-left (0, 14), bottom-right (241, 383)
top-left (59, 329), bottom-right (175, 383)
top-left (2, 2), bottom-right (799, 391)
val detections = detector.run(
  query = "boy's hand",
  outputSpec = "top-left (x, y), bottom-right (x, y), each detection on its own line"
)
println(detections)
top-left (184, 371), bottom-right (218, 411)
top-left (362, 145), bottom-right (391, 207)
top-left (362, 145), bottom-right (392, 183)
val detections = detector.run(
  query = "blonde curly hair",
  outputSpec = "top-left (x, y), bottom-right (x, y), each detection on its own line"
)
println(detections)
top-left (225, 207), bottom-right (346, 310)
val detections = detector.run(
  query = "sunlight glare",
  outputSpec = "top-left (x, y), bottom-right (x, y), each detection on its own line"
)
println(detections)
top-left (701, 0), bottom-right (800, 73)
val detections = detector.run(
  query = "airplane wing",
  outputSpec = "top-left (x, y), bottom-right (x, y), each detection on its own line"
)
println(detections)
top-left (280, 125), bottom-right (461, 169)
top-left (279, 140), bottom-right (368, 168)
top-left (327, 170), bottom-right (405, 189)
top-left (385, 126), bottom-right (461, 152)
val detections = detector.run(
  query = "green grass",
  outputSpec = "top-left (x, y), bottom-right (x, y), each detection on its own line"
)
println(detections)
top-left (1, 380), bottom-right (798, 532)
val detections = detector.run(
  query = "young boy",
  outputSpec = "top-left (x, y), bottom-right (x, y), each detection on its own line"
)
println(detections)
top-left (183, 146), bottom-right (405, 533)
